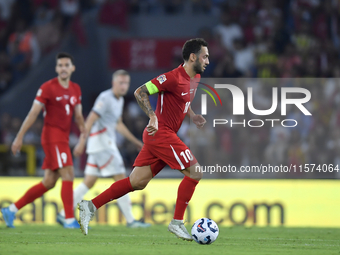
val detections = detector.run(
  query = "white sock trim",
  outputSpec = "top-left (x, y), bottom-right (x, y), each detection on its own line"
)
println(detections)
top-left (59, 209), bottom-right (65, 217)
top-left (9, 204), bottom-right (18, 213)
top-left (65, 217), bottom-right (75, 224)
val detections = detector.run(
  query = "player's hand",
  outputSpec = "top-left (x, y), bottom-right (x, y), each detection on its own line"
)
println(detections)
top-left (147, 115), bottom-right (158, 136)
top-left (73, 142), bottom-right (85, 157)
top-left (193, 115), bottom-right (206, 129)
top-left (135, 140), bottom-right (143, 151)
top-left (11, 137), bottom-right (23, 156)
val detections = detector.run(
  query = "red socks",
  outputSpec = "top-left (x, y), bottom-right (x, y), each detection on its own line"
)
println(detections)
top-left (174, 176), bottom-right (199, 220)
top-left (61, 181), bottom-right (73, 219)
top-left (92, 177), bottom-right (134, 209)
top-left (15, 182), bottom-right (48, 210)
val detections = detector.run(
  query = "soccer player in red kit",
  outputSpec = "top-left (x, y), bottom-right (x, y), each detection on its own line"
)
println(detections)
top-left (78, 38), bottom-right (208, 240)
top-left (1, 52), bottom-right (85, 228)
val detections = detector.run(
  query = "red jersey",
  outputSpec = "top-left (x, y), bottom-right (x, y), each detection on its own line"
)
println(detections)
top-left (35, 77), bottom-right (81, 144)
top-left (146, 65), bottom-right (200, 133)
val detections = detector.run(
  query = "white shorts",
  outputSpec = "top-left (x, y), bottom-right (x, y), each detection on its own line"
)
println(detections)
top-left (84, 149), bottom-right (126, 177)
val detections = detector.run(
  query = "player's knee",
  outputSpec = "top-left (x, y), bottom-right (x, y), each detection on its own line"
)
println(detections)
top-left (191, 172), bottom-right (202, 181)
top-left (190, 164), bottom-right (203, 181)
top-left (42, 179), bottom-right (56, 190)
top-left (132, 179), bottom-right (149, 190)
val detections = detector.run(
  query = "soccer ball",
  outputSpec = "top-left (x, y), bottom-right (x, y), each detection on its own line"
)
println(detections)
top-left (191, 218), bottom-right (219, 244)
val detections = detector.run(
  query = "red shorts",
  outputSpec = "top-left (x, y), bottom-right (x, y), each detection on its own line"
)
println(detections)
top-left (42, 142), bottom-right (73, 170)
top-left (133, 128), bottom-right (197, 176)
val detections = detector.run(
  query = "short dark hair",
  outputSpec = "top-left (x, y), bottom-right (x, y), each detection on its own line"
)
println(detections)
top-left (56, 52), bottom-right (74, 64)
top-left (182, 38), bottom-right (208, 61)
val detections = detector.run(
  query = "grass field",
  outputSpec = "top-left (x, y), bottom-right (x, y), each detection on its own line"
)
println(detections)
top-left (1, 225), bottom-right (340, 255)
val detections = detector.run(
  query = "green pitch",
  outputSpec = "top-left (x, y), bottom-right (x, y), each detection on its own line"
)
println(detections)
top-left (0, 225), bottom-right (340, 255)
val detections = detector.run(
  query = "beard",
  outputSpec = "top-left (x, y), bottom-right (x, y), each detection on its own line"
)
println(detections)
top-left (193, 59), bottom-right (204, 74)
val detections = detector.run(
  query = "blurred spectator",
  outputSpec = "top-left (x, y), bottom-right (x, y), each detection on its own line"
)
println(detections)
top-left (35, 14), bottom-right (63, 54)
top-left (214, 54), bottom-right (243, 78)
top-left (0, 51), bottom-right (12, 93)
top-left (214, 8), bottom-right (243, 51)
top-left (233, 38), bottom-right (255, 74)
top-left (0, 112), bottom-right (11, 143)
top-left (99, 0), bottom-right (128, 30)
top-left (291, 21), bottom-right (316, 56)
top-left (191, 0), bottom-right (212, 14)
top-left (33, 2), bottom-right (55, 27)
top-left (256, 40), bottom-right (279, 78)
top-left (0, 0), bottom-right (15, 21)
top-left (3, 116), bottom-right (21, 145)
top-left (278, 43), bottom-right (302, 78)
top-left (60, 0), bottom-right (79, 29)
top-left (7, 19), bottom-right (40, 66)
top-left (257, 0), bottom-right (282, 37)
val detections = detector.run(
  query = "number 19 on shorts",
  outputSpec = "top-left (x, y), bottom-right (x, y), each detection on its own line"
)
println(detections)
top-left (180, 149), bottom-right (194, 163)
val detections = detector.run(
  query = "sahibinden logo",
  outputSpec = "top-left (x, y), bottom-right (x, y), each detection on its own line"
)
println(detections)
top-left (198, 83), bottom-right (312, 128)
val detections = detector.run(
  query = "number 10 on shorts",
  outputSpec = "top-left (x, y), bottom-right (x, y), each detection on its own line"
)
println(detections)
top-left (180, 149), bottom-right (194, 163)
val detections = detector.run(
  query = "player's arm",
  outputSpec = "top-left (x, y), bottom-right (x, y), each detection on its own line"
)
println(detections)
top-left (187, 106), bottom-right (206, 129)
top-left (116, 117), bottom-right (143, 150)
top-left (11, 101), bottom-right (43, 155)
top-left (73, 110), bottom-right (99, 157)
top-left (74, 104), bottom-right (86, 134)
top-left (134, 84), bottom-right (158, 136)
top-left (186, 106), bottom-right (196, 119)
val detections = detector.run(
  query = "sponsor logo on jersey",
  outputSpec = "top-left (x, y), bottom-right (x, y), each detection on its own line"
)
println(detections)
top-left (157, 74), bottom-right (167, 84)
top-left (56, 96), bottom-right (63, 101)
top-left (181, 92), bottom-right (188, 96)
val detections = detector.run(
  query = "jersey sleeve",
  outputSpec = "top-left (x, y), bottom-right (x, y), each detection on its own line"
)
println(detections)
top-left (76, 84), bottom-right (82, 105)
top-left (145, 72), bottom-right (177, 95)
top-left (92, 93), bottom-right (107, 116)
top-left (35, 83), bottom-right (50, 105)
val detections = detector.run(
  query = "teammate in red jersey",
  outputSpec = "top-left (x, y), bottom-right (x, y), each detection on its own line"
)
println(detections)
top-left (78, 38), bottom-right (209, 240)
top-left (1, 52), bottom-right (85, 228)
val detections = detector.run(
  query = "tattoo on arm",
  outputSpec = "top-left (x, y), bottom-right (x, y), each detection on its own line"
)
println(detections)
top-left (134, 85), bottom-right (155, 117)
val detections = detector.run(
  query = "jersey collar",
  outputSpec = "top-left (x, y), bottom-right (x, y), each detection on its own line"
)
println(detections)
top-left (178, 64), bottom-right (191, 80)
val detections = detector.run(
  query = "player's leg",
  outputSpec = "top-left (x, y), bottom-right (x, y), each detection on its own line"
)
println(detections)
top-left (173, 162), bottom-right (202, 221)
top-left (58, 165), bottom-right (79, 228)
top-left (58, 174), bottom-right (98, 220)
top-left (78, 145), bottom-right (162, 235)
top-left (147, 136), bottom-right (200, 241)
top-left (78, 165), bottom-right (153, 235)
top-left (53, 142), bottom-right (79, 228)
top-left (168, 163), bottom-right (202, 241)
top-left (113, 173), bottom-right (151, 228)
top-left (1, 169), bottom-right (58, 228)
top-left (59, 152), bottom-right (100, 222)
top-left (94, 165), bottom-right (152, 209)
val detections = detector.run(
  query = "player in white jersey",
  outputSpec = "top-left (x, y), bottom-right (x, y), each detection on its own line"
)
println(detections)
top-left (57, 70), bottom-right (150, 228)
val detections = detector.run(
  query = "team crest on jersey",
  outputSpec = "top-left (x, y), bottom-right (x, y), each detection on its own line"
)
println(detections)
top-left (157, 75), bottom-right (167, 84)
top-left (70, 96), bottom-right (77, 105)
top-left (37, 89), bottom-right (42, 96)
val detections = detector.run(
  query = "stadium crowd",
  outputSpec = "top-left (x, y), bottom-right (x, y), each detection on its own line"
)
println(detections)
top-left (1, 0), bottom-right (340, 178)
